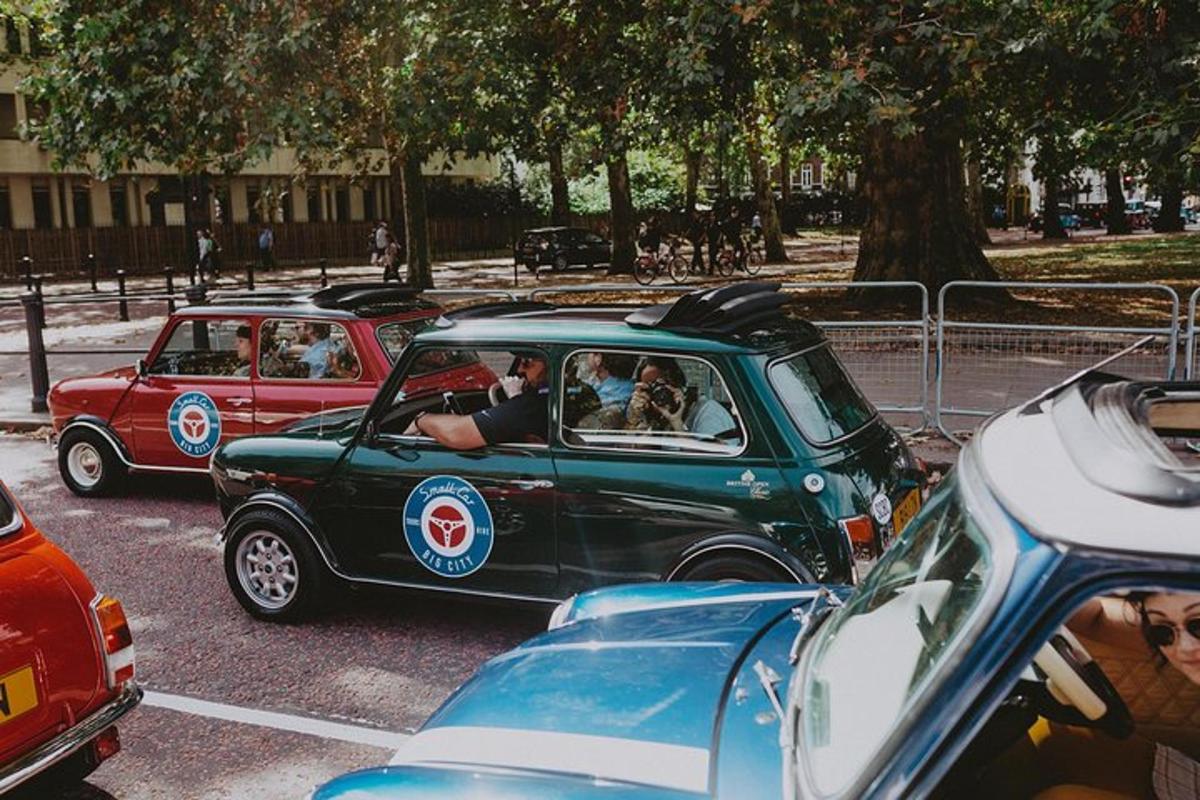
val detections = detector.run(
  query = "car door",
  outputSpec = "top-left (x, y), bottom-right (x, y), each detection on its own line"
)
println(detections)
top-left (129, 316), bottom-right (255, 470)
top-left (581, 231), bottom-right (609, 265)
top-left (252, 316), bottom-right (381, 432)
top-left (310, 345), bottom-right (559, 598)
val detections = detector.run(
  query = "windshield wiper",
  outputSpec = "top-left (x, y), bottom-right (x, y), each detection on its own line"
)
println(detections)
top-left (788, 585), bottom-right (844, 665)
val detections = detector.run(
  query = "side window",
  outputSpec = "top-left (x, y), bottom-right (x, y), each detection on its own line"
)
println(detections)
top-left (258, 319), bottom-right (361, 381)
top-left (376, 319), bottom-right (435, 363)
top-left (561, 350), bottom-right (745, 455)
top-left (149, 318), bottom-right (251, 378)
top-left (406, 346), bottom-right (481, 377)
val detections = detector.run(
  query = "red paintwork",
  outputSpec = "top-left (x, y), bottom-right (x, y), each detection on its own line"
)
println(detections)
top-left (0, 485), bottom-right (126, 768)
top-left (48, 305), bottom-right (486, 472)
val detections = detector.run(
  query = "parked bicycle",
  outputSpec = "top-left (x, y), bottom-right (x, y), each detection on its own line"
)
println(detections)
top-left (633, 238), bottom-right (690, 285)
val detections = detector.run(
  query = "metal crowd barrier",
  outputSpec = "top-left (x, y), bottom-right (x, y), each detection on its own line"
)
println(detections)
top-left (1187, 287), bottom-right (1199, 380)
top-left (935, 281), bottom-right (1180, 442)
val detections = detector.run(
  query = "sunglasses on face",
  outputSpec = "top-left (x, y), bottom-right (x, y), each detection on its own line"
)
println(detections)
top-left (1146, 617), bottom-right (1200, 648)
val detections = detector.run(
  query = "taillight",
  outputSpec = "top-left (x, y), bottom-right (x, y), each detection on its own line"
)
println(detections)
top-left (90, 595), bottom-right (135, 688)
top-left (838, 514), bottom-right (880, 584)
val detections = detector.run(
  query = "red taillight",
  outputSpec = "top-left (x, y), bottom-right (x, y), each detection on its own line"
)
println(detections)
top-left (93, 726), bottom-right (121, 761)
top-left (90, 595), bottom-right (135, 688)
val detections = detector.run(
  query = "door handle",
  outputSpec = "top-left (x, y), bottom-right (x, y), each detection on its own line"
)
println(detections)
top-left (226, 397), bottom-right (252, 407)
top-left (508, 479), bottom-right (554, 491)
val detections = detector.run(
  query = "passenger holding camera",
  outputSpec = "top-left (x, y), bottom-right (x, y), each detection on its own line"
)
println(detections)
top-left (627, 357), bottom-right (735, 437)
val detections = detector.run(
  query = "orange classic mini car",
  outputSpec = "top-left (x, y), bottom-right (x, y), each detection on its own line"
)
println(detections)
top-left (0, 482), bottom-right (139, 793)
top-left (48, 283), bottom-right (492, 496)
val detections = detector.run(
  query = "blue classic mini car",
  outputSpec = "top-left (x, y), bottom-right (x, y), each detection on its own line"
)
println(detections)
top-left (313, 374), bottom-right (1200, 799)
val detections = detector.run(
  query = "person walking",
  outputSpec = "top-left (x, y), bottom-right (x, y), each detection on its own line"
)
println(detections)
top-left (687, 210), bottom-right (707, 275)
top-left (257, 224), bottom-right (275, 271)
top-left (196, 229), bottom-right (214, 283)
top-left (705, 211), bottom-right (723, 274)
top-left (373, 221), bottom-right (391, 266)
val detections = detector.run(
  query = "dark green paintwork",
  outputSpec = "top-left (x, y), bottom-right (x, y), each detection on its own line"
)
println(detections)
top-left (212, 309), bottom-right (923, 600)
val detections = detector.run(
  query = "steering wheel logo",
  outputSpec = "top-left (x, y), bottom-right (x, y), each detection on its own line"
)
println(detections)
top-left (167, 391), bottom-right (221, 457)
top-left (403, 475), bottom-right (493, 578)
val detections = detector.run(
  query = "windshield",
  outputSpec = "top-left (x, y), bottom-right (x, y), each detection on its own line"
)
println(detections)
top-left (798, 473), bottom-right (993, 795)
top-left (376, 319), bottom-right (436, 363)
top-left (768, 346), bottom-right (875, 444)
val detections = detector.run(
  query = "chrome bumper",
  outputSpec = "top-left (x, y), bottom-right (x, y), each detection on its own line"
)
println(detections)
top-left (0, 683), bottom-right (142, 793)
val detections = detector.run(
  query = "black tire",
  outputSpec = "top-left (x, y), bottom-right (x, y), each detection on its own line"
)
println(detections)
top-left (57, 428), bottom-right (125, 497)
top-left (668, 255), bottom-right (690, 284)
top-left (745, 247), bottom-right (764, 275)
top-left (675, 553), bottom-right (796, 583)
top-left (552, 254), bottom-right (569, 272)
top-left (715, 252), bottom-right (735, 278)
top-left (633, 256), bottom-right (657, 285)
top-left (224, 508), bottom-right (327, 622)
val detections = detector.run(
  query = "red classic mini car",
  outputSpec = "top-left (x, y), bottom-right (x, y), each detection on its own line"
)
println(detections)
top-left (49, 284), bottom-right (493, 496)
top-left (0, 482), bottom-right (139, 792)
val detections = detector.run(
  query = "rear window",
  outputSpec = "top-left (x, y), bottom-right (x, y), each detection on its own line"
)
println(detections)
top-left (769, 345), bottom-right (876, 444)
top-left (376, 319), bottom-right (436, 363)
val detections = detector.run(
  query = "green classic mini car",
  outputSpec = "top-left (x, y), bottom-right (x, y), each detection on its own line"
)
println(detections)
top-left (211, 283), bottom-right (926, 620)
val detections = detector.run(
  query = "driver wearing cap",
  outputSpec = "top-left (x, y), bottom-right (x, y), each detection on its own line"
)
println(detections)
top-left (404, 354), bottom-right (549, 450)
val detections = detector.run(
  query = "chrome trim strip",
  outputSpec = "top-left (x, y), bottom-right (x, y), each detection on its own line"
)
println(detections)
top-left (0, 684), bottom-right (142, 794)
top-left (60, 420), bottom-right (214, 476)
top-left (388, 726), bottom-right (710, 794)
top-left (221, 498), bottom-right (560, 606)
top-left (665, 542), bottom-right (805, 582)
top-left (565, 589), bottom-right (819, 627)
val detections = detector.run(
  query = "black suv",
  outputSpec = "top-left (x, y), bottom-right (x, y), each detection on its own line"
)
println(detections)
top-left (516, 227), bottom-right (610, 272)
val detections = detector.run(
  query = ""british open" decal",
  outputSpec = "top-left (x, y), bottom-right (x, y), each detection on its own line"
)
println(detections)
top-left (403, 475), bottom-right (494, 578)
top-left (167, 391), bottom-right (222, 457)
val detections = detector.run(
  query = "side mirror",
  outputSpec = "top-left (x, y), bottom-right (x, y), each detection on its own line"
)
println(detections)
top-left (135, 358), bottom-right (148, 378)
top-left (363, 417), bottom-right (379, 445)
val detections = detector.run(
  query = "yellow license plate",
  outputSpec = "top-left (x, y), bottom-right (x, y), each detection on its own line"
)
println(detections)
top-left (0, 665), bottom-right (38, 724)
top-left (892, 488), bottom-right (922, 535)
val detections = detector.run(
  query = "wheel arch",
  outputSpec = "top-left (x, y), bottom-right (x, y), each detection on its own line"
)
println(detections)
top-left (59, 417), bottom-right (134, 467)
top-left (220, 492), bottom-right (342, 574)
top-left (664, 532), bottom-right (816, 583)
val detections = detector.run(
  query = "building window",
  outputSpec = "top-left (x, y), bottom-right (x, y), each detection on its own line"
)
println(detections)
top-left (334, 186), bottom-right (350, 222)
top-left (246, 186), bottom-right (261, 225)
top-left (72, 185), bottom-right (92, 227)
top-left (4, 18), bottom-right (21, 55)
top-left (0, 183), bottom-right (12, 229)
top-left (281, 191), bottom-right (293, 223)
top-left (0, 95), bottom-right (18, 139)
top-left (800, 163), bottom-right (813, 189)
top-left (363, 186), bottom-right (377, 222)
top-left (307, 186), bottom-right (321, 222)
top-left (110, 182), bottom-right (128, 226)
top-left (32, 184), bottom-right (52, 229)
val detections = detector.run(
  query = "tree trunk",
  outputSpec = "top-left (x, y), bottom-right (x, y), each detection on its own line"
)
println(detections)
top-left (715, 128), bottom-right (729, 198)
top-left (747, 129), bottom-right (787, 262)
top-left (779, 133), bottom-right (792, 208)
top-left (1041, 173), bottom-right (1067, 239)
top-left (606, 152), bottom-right (636, 275)
top-left (1153, 172), bottom-right (1184, 233)
top-left (401, 154), bottom-right (433, 288)
top-left (852, 125), bottom-right (999, 293)
top-left (964, 147), bottom-right (991, 245)
top-left (388, 155), bottom-right (406, 270)
top-left (684, 148), bottom-right (701, 215)
top-left (1104, 167), bottom-right (1130, 235)
top-left (547, 140), bottom-right (570, 226)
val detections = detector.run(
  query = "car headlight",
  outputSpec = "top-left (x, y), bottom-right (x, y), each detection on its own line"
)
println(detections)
top-left (547, 594), bottom-right (577, 630)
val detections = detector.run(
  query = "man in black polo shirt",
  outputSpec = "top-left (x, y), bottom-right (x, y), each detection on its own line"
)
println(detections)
top-left (404, 354), bottom-right (549, 449)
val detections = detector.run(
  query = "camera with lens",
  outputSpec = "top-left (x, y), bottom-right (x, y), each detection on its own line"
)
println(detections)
top-left (648, 378), bottom-right (681, 413)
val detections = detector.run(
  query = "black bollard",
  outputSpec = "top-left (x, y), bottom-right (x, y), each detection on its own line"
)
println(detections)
top-left (32, 275), bottom-right (45, 330)
top-left (246, 260), bottom-right (255, 292)
top-left (21, 293), bottom-right (49, 413)
top-left (184, 283), bottom-right (207, 307)
top-left (20, 255), bottom-right (32, 292)
top-left (319, 258), bottom-right (328, 288)
top-left (189, 261), bottom-right (197, 286)
top-left (116, 269), bottom-right (129, 322)
top-left (87, 253), bottom-right (98, 292)
top-left (164, 267), bottom-right (176, 314)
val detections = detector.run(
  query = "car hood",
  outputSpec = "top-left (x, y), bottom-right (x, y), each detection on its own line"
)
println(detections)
top-left (356, 583), bottom-right (822, 799)
top-left (280, 405), bottom-right (367, 437)
top-left (48, 366), bottom-right (139, 420)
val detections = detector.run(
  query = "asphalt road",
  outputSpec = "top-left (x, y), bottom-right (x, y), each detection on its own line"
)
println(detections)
top-left (2, 434), bottom-right (549, 800)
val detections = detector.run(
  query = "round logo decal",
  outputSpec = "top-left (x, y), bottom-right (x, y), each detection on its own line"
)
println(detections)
top-left (403, 475), bottom-right (494, 578)
top-left (167, 391), bottom-right (221, 457)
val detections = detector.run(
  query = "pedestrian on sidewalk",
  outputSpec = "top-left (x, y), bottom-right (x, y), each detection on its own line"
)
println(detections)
top-left (687, 210), bottom-right (707, 275)
top-left (372, 221), bottom-right (391, 266)
top-left (257, 224), bottom-right (275, 271)
top-left (197, 228), bottom-right (214, 282)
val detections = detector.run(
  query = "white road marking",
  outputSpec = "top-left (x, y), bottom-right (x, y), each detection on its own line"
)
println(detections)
top-left (142, 690), bottom-right (411, 750)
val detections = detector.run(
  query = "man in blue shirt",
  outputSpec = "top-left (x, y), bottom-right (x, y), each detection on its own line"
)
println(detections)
top-left (584, 352), bottom-right (635, 410)
top-left (299, 322), bottom-right (335, 379)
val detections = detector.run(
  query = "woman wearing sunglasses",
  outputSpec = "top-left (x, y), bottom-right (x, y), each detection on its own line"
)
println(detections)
top-left (1027, 591), bottom-right (1200, 799)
